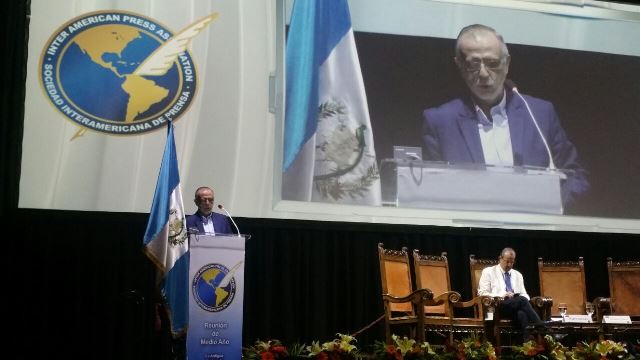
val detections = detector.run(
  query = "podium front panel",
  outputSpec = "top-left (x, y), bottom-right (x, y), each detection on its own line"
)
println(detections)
top-left (188, 234), bottom-right (245, 359)
top-left (381, 159), bottom-right (563, 214)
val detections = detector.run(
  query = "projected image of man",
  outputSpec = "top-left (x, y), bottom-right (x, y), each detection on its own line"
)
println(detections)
top-left (421, 24), bottom-right (589, 207)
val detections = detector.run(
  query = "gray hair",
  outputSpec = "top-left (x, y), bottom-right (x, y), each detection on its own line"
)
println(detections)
top-left (194, 186), bottom-right (214, 198)
top-left (500, 247), bottom-right (516, 258)
top-left (455, 24), bottom-right (510, 59)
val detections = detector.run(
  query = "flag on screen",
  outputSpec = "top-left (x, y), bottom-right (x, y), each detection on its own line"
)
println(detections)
top-left (143, 123), bottom-right (189, 336)
top-left (282, 0), bottom-right (381, 205)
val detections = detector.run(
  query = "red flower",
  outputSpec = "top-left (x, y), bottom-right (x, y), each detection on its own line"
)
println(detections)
top-left (260, 351), bottom-right (275, 360)
top-left (271, 345), bottom-right (287, 355)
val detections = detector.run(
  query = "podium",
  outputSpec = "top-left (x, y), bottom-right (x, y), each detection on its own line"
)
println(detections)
top-left (187, 233), bottom-right (247, 359)
top-left (380, 159), bottom-right (566, 214)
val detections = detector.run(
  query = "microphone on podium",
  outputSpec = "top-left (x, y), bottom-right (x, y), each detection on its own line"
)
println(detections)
top-left (505, 79), bottom-right (557, 170)
top-left (217, 204), bottom-right (242, 237)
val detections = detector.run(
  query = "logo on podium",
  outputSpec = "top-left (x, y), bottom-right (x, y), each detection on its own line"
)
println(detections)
top-left (192, 263), bottom-right (237, 312)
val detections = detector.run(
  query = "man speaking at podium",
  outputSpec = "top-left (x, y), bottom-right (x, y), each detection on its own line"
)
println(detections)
top-left (186, 186), bottom-right (233, 235)
top-left (421, 24), bottom-right (589, 208)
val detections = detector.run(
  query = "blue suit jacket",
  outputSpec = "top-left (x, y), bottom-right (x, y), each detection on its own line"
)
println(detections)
top-left (422, 90), bottom-right (589, 206)
top-left (186, 211), bottom-right (234, 235)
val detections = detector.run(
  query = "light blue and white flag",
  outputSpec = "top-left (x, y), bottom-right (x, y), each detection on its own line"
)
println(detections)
top-left (283, 0), bottom-right (381, 205)
top-left (143, 123), bottom-right (189, 336)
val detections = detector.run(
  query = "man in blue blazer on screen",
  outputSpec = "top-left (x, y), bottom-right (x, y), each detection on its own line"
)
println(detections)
top-left (186, 186), bottom-right (233, 235)
top-left (422, 24), bottom-right (589, 208)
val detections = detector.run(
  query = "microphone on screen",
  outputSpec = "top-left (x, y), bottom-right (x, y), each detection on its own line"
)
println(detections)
top-left (505, 79), bottom-right (557, 170)
top-left (217, 204), bottom-right (242, 237)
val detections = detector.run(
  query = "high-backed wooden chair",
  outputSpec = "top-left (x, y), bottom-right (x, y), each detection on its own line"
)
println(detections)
top-left (413, 250), bottom-right (490, 338)
top-left (469, 254), bottom-right (551, 348)
top-left (469, 255), bottom-right (501, 318)
top-left (378, 243), bottom-right (433, 343)
top-left (538, 257), bottom-right (587, 316)
top-left (607, 258), bottom-right (640, 318)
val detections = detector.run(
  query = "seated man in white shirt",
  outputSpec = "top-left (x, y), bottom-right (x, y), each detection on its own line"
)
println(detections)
top-left (478, 247), bottom-right (544, 342)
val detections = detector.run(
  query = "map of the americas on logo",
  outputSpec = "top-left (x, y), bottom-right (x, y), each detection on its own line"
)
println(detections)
top-left (40, 12), bottom-right (215, 135)
top-left (63, 24), bottom-right (177, 123)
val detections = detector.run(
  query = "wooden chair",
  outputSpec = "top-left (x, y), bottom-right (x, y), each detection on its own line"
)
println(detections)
top-left (413, 250), bottom-right (491, 340)
top-left (469, 254), bottom-right (551, 348)
top-left (538, 257), bottom-right (587, 316)
top-left (469, 255), bottom-right (501, 318)
top-left (607, 258), bottom-right (640, 319)
top-left (378, 243), bottom-right (433, 343)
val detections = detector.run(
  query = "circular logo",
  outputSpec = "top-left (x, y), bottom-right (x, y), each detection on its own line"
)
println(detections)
top-left (39, 11), bottom-right (197, 135)
top-left (192, 263), bottom-right (236, 312)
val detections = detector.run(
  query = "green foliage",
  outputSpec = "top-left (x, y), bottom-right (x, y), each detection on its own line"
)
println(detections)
top-left (570, 339), bottom-right (635, 360)
top-left (504, 335), bottom-right (569, 360)
top-left (243, 335), bottom-right (637, 360)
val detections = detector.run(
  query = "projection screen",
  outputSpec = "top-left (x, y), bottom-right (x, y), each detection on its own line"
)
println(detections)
top-left (20, 0), bottom-right (640, 233)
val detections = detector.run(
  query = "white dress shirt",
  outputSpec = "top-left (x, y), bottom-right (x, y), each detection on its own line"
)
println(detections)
top-left (478, 264), bottom-right (530, 300)
top-left (201, 214), bottom-right (216, 235)
top-left (475, 92), bottom-right (514, 166)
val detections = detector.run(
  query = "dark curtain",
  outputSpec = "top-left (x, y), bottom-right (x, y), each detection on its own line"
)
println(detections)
top-left (0, 0), bottom-right (28, 215)
top-left (6, 208), bottom-right (639, 358)
top-left (3, 1), bottom-right (639, 359)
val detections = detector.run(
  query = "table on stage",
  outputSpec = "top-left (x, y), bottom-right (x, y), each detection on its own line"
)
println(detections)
top-left (540, 320), bottom-right (640, 342)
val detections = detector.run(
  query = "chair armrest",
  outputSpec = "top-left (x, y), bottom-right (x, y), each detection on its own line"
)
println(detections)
top-left (593, 297), bottom-right (611, 322)
top-left (451, 295), bottom-right (494, 320)
top-left (530, 296), bottom-right (553, 321)
top-left (451, 295), bottom-right (493, 308)
top-left (429, 291), bottom-right (461, 317)
top-left (382, 288), bottom-right (434, 305)
top-left (435, 290), bottom-right (461, 304)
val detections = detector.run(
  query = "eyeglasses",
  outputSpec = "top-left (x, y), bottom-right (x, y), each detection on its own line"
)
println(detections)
top-left (461, 57), bottom-right (506, 73)
top-left (198, 197), bottom-right (214, 203)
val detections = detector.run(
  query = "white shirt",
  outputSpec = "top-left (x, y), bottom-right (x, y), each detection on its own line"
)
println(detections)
top-left (477, 264), bottom-right (530, 300)
top-left (201, 214), bottom-right (216, 235)
top-left (475, 93), bottom-right (514, 166)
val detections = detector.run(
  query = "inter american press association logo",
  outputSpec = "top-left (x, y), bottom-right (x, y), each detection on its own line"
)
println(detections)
top-left (192, 263), bottom-right (239, 313)
top-left (39, 10), bottom-right (216, 136)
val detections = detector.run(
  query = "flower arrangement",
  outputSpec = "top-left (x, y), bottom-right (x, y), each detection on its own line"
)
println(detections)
top-left (444, 336), bottom-right (497, 360)
top-left (306, 333), bottom-right (360, 359)
top-left (243, 335), bottom-right (636, 359)
top-left (243, 339), bottom-right (290, 360)
top-left (506, 335), bottom-right (569, 360)
top-left (570, 339), bottom-right (635, 360)
top-left (373, 334), bottom-right (439, 360)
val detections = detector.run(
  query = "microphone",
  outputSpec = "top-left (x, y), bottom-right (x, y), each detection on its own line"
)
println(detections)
top-left (505, 79), bottom-right (557, 170)
top-left (217, 204), bottom-right (242, 237)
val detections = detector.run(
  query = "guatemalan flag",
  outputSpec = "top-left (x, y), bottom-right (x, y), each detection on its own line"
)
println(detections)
top-left (282, 0), bottom-right (381, 205)
top-left (143, 123), bottom-right (189, 336)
